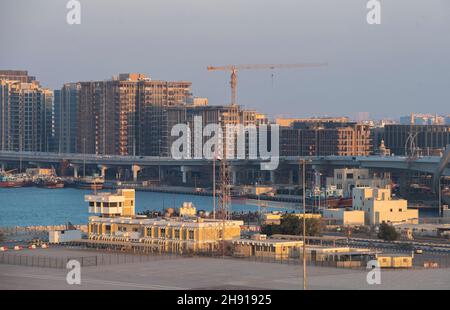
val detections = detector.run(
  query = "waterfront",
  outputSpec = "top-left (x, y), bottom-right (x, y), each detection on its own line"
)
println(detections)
top-left (0, 187), bottom-right (439, 227)
top-left (0, 187), bottom-right (288, 227)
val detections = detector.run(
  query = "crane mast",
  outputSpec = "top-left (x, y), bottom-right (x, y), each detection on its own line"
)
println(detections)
top-left (207, 63), bottom-right (327, 106)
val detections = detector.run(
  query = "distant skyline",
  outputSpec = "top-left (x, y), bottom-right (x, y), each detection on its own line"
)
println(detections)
top-left (1, 0), bottom-right (449, 119)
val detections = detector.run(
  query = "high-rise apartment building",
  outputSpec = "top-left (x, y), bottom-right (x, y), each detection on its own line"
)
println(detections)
top-left (77, 73), bottom-right (192, 155)
top-left (0, 70), bottom-right (36, 84)
top-left (54, 83), bottom-right (79, 153)
top-left (143, 104), bottom-right (269, 158)
top-left (0, 78), bottom-right (53, 152)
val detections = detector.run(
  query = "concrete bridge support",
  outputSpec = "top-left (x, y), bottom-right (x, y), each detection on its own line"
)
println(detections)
top-left (98, 165), bottom-right (109, 178)
top-left (230, 167), bottom-right (238, 185)
top-left (180, 166), bottom-right (189, 184)
top-left (131, 165), bottom-right (141, 182)
top-left (269, 170), bottom-right (275, 184)
top-left (288, 170), bottom-right (294, 185)
top-left (70, 164), bottom-right (80, 178)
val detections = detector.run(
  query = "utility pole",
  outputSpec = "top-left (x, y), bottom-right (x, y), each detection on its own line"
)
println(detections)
top-left (83, 137), bottom-right (86, 178)
top-left (212, 154), bottom-right (216, 220)
top-left (158, 139), bottom-right (162, 184)
top-left (302, 159), bottom-right (307, 290)
top-left (439, 176), bottom-right (442, 217)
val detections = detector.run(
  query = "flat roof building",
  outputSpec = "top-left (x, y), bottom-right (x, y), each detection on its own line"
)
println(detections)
top-left (352, 187), bottom-right (419, 226)
top-left (322, 208), bottom-right (365, 226)
top-left (85, 189), bottom-right (243, 254)
top-left (326, 168), bottom-right (391, 198)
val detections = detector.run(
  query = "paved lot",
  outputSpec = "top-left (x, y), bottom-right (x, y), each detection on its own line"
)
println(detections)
top-left (1, 250), bottom-right (450, 290)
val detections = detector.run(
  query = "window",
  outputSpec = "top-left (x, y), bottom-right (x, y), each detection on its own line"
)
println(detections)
top-left (189, 230), bottom-right (194, 240)
top-left (175, 229), bottom-right (180, 239)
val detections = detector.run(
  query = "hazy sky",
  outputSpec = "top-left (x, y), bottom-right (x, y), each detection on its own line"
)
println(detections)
top-left (1, 0), bottom-right (449, 120)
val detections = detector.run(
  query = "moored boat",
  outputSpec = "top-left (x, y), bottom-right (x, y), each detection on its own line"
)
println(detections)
top-left (74, 176), bottom-right (104, 190)
top-left (0, 175), bottom-right (25, 188)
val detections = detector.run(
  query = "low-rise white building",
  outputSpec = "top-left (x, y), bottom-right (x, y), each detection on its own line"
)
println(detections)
top-left (49, 229), bottom-right (82, 244)
top-left (352, 187), bottom-right (419, 226)
top-left (322, 208), bottom-right (365, 226)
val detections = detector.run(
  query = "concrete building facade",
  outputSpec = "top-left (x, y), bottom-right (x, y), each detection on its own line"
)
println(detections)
top-left (352, 187), bottom-right (419, 226)
top-left (0, 78), bottom-right (53, 152)
top-left (77, 73), bottom-right (192, 155)
top-left (54, 83), bottom-right (79, 153)
top-left (326, 168), bottom-right (391, 198)
top-left (384, 124), bottom-right (450, 156)
top-left (322, 208), bottom-right (365, 226)
top-left (86, 189), bottom-right (243, 254)
top-left (280, 121), bottom-right (372, 157)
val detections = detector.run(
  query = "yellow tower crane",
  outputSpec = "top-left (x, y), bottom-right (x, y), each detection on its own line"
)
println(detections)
top-left (207, 63), bottom-right (327, 106)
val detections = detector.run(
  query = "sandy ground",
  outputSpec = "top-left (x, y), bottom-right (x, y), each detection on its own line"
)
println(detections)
top-left (1, 248), bottom-right (450, 290)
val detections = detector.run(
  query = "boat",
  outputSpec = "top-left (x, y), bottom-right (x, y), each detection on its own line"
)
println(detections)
top-left (0, 175), bottom-right (25, 188)
top-left (36, 177), bottom-right (65, 189)
top-left (74, 176), bottom-right (104, 190)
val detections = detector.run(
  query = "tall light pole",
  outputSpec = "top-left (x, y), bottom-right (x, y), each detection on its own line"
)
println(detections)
top-left (158, 139), bottom-right (162, 184)
top-left (439, 176), bottom-right (442, 217)
top-left (212, 153), bottom-right (216, 220)
top-left (83, 137), bottom-right (86, 178)
top-left (301, 159), bottom-right (307, 290)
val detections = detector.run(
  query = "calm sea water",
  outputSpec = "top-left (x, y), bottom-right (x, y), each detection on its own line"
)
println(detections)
top-left (0, 188), bottom-right (438, 227)
top-left (0, 188), bottom-right (266, 227)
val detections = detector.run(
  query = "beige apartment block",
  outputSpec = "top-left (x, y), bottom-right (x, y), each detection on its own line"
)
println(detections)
top-left (352, 187), bottom-right (419, 226)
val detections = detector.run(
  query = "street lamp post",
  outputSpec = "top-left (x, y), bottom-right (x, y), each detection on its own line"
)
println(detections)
top-left (301, 159), bottom-right (307, 290)
top-left (439, 176), bottom-right (442, 217)
top-left (83, 137), bottom-right (86, 178)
